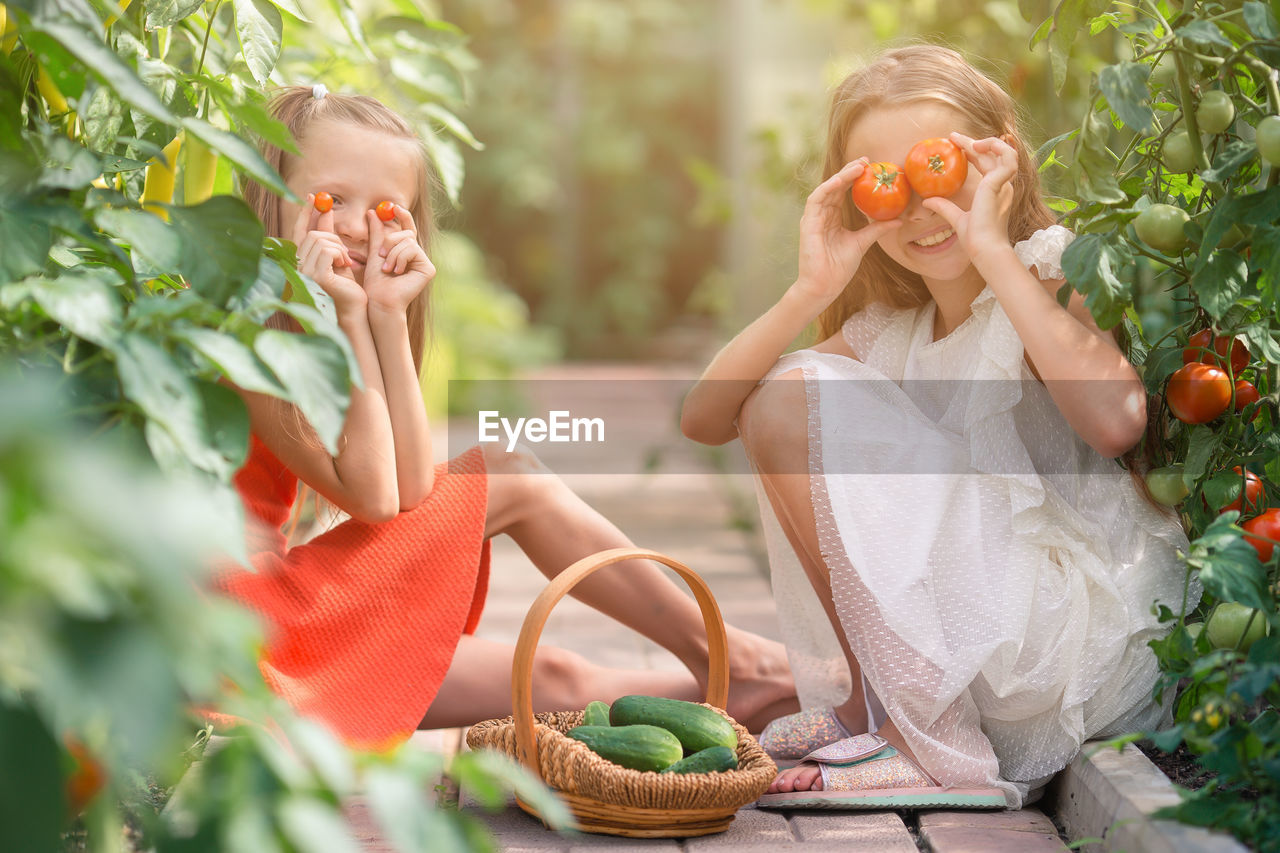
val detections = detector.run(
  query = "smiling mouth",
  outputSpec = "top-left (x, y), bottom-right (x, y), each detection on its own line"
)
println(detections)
top-left (911, 228), bottom-right (955, 248)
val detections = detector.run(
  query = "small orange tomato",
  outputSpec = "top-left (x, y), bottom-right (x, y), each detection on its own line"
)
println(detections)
top-left (903, 137), bottom-right (967, 198)
top-left (313, 191), bottom-right (333, 213)
top-left (375, 200), bottom-right (396, 222)
top-left (65, 737), bottom-right (106, 815)
top-left (1234, 379), bottom-right (1260, 422)
top-left (851, 162), bottom-right (911, 221)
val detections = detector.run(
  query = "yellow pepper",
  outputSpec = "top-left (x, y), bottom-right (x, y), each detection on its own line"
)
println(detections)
top-left (36, 67), bottom-right (69, 116)
top-left (104, 0), bottom-right (133, 29)
top-left (0, 4), bottom-right (17, 55)
top-left (141, 134), bottom-right (183, 220)
top-left (182, 133), bottom-right (218, 205)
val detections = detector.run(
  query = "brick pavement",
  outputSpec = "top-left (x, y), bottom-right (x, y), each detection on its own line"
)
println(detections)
top-left (347, 363), bottom-right (1070, 852)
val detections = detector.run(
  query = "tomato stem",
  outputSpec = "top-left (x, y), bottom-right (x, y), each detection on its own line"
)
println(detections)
top-left (195, 0), bottom-right (220, 78)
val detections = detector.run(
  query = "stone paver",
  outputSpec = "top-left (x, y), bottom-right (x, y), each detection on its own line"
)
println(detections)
top-left (788, 811), bottom-right (917, 851)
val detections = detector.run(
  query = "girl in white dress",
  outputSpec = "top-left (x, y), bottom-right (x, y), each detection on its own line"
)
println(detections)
top-left (681, 45), bottom-right (1194, 809)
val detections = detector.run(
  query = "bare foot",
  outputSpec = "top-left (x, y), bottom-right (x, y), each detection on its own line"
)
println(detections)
top-left (718, 628), bottom-right (799, 732)
top-left (764, 717), bottom-right (931, 794)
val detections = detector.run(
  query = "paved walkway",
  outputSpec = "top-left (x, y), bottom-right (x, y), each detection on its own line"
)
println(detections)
top-left (348, 363), bottom-right (1070, 852)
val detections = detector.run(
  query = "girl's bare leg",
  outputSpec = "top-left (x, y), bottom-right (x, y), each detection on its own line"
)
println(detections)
top-left (421, 635), bottom-right (699, 728)
top-left (477, 442), bottom-right (797, 732)
top-left (737, 375), bottom-right (921, 794)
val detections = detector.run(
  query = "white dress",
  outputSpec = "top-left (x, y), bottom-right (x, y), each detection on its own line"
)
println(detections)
top-left (750, 226), bottom-right (1196, 807)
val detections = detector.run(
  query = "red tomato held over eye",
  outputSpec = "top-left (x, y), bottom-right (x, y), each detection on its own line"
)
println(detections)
top-left (904, 138), bottom-right (967, 198)
top-left (375, 200), bottom-right (396, 222)
top-left (851, 162), bottom-right (911, 221)
top-left (65, 737), bottom-right (106, 815)
top-left (1220, 466), bottom-right (1264, 514)
top-left (313, 191), bottom-right (333, 213)
top-left (1166, 362), bottom-right (1232, 424)
top-left (1242, 508), bottom-right (1280, 562)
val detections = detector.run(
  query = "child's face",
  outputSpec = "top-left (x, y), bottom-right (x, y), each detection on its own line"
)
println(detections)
top-left (844, 102), bottom-right (982, 285)
top-left (281, 119), bottom-right (420, 284)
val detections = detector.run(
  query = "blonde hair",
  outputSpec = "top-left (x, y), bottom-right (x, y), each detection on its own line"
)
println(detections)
top-left (815, 44), bottom-right (1057, 342)
top-left (241, 86), bottom-right (435, 375)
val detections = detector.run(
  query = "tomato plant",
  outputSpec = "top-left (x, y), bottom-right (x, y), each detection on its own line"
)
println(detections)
top-left (1166, 362), bottom-right (1232, 424)
top-left (904, 138), bottom-right (967, 198)
top-left (1133, 203), bottom-right (1190, 254)
top-left (376, 200), bottom-right (397, 222)
top-left (1182, 328), bottom-right (1250, 376)
top-left (851, 162), bottom-right (911, 220)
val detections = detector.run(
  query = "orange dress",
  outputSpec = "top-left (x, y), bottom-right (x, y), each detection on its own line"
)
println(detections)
top-left (215, 436), bottom-right (491, 750)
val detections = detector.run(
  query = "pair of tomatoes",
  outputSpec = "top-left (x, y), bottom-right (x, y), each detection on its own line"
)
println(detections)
top-left (313, 191), bottom-right (397, 222)
top-left (1165, 330), bottom-right (1258, 425)
top-left (850, 138), bottom-right (967, 221)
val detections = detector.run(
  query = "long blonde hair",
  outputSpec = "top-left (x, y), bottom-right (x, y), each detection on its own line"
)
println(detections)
top-left (240, 86), bottom-right (436, 375)
top-left (815, 45), bottom-right (1057, 342)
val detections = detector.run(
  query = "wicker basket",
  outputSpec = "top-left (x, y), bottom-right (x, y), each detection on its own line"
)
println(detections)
top-left (465, 547), bottom-right (778, 838)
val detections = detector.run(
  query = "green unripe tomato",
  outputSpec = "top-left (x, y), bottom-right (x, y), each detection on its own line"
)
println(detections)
top-left (1134, 204), bottom-right (1190, 254)
top-left (1196, 90), bottom-right (1235, 135)
top-left (1205, 602), bottom-right (1268, 652)
top-left (1145, 465), bottom-right (1189, 506)
top-left (1162, 131), bottom-right (1197, 173)
top-left (1185, 622), bottom-right (1203, 643)
top-left (1257, 115), bottom-right (1280, 165)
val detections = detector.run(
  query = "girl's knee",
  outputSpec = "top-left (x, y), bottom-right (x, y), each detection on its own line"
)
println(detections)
top-left (530, 645), bottom-right (594, 710)
top-left (482, 440), bottom-right (550, 478)
top-left (740, 372), bottom-right (809, 473)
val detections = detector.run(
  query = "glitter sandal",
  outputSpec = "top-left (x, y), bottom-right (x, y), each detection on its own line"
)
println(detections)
top-left (757, 706), bottom-right (853, 760)
top-left (756, 733), bottom-right (1008, 811)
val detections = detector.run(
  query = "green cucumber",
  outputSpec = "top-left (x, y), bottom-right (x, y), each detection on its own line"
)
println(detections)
top-left (566, 724), bottom-right (683, 773)
top-left (609, 695), bottom-right (737, 755)
top-left (581, 700), bottom-right (611, 727)
top-left (660, 745), bottom-right (739, 775)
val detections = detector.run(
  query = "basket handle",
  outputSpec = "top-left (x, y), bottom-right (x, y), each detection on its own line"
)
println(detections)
top-left (511, 547), bottom-right (730, 774)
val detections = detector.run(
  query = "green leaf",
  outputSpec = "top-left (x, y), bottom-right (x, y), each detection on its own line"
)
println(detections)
top-left (329, 0), bottom-right (375, 61)
top-left (38, 134), bottom-right (101, 190)
top-left (1176, 20), bottom-right (1235, 48)
top-left (1141, 345), bottom-right (1184, 392)
top-left (1061, 232), bottom-right (1133, 328)
top-left (253, 330), bottom-right (350, 454)
top-left (417, 102), bottom-right (483, 150)
top-left (0, 195), bottom-right (54, 279)
top-left (390, 54), bottom-right (464, 103)
top-left (1202, 140), bottom-right (1257, 183)
top-left (1192, 250), bottom-right (1247, 320)
top-left (1188, 515), bottom-right (1269, 610)
top-left (174, 327), bottom-right (285, 396)
top-left (232, 0), bottom-right (283, 86)
top-left (213, 87), bottom-right (298, 155)
top-left (112, 334), bottom-right (235, 477)
top-left (1098, 62), bottom-right (1154, 134)
top-left (95, 207), bottom-right (182, 270)
top-left (422, 131), bottom-right (464, 208)
top-left (32, 17), bottom-right (176, 124)
top-left (1073, 111), bottom-right (1126, 204)
top-left (145, 0), bottom-right (205, 29)
top-left (28, 269), bottom-right (122, 347)
top-left (1243, 0), bottom-right (1279, 38)
top-left (198, 380), bottom-right (251, 473)
top-left (167, 196), bottom-right (265, 307)
top-left (1182, 425), bottom-right (1219, 487)
top-left (270, 0), bottom-right (311, 21)
top-left (182, 116), bottom-right (294, 198)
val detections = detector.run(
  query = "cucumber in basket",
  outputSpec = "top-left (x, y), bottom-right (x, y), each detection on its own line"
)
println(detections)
top-left (567, 724), bottom-right (683, 773)
top-left (660, 745), bottom-right (739, 775)
top-left (582, 700), bottom-right (611, 727)
top-left (609, 695), bottom-right (738, 754)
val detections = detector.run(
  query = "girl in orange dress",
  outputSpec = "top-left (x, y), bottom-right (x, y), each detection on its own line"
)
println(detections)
top-left (220, 86), bottom-right (796, 751)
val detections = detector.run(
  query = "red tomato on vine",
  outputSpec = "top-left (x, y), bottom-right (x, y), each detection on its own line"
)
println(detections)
top-left (851, 162), bottom-right (911, 221)
top-left (1242, 509), bottom-right (1280, 562)
top-left (65, 737), bottom-right (105, 815)
top-left (1233, 379), bottom-right (1260, 421)
top-left (1220, 467), bottom-right (1264, 515)
top-left (1166, 362), bottom-right (1232, 424)
top-left (1182, 328), bottom-right (1249, 376)
top-left (904, 138), bottom-right (967, 198)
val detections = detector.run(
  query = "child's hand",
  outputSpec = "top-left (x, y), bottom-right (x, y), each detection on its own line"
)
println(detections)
top-left (292, 194), bottom-right (364, 311)
top-left (795, 158), bottom-right (901, 306)
top-left (922, 133), bottom-right (1016, 261)
top-left (362, 204), bottom-right (435, 313)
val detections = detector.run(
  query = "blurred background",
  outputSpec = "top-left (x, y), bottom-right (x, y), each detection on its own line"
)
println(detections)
top-left (418, 0), bottom-right (1094, 377)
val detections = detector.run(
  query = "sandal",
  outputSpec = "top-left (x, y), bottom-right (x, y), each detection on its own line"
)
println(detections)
top-left (756, 733), bottom-right (1008, 811)
top-left (757, 706), bottom-right (853, 760)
